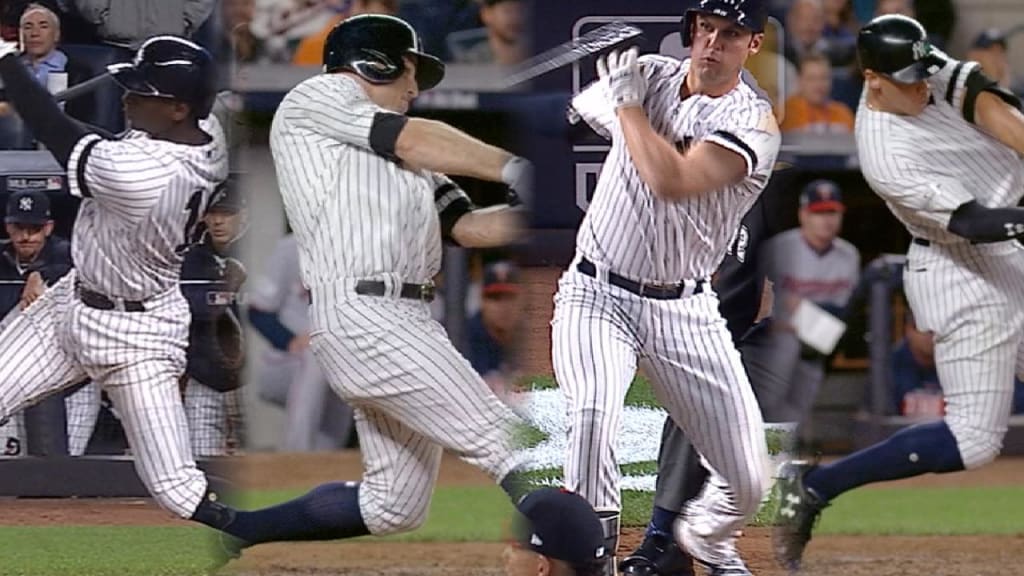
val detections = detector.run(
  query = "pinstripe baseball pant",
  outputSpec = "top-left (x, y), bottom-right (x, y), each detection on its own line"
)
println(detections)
top-left (552, 268), bottom-right (770, 541)
top-left (0, 272), bottom-right (208, 518)
top-left (308, 285), bottom-right (524, 535)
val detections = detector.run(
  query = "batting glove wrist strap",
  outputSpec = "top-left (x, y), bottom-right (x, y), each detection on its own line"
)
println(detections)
top-left (598, 47), bottom-right (646, 110)
top-left (501, 156), bottom-right (533, 208)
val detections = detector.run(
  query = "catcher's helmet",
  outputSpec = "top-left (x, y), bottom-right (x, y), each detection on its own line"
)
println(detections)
top-left (108, 36), bottom-right (217, 119)
top-left (682, 0), bottom-right (770, 48)
top-left (857, 15), bottom-right (947, 83)
top-left (323, 14), bottom-right (445, 91)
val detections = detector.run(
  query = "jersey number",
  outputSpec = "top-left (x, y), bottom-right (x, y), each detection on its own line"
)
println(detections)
top-left (175, 190), bottom-right (206, 255)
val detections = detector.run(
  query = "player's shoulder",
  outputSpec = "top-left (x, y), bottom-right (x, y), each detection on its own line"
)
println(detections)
top-left (925, 54), bottom-right (980, 100)
top-left (284, 73), bottom-right (365, 108)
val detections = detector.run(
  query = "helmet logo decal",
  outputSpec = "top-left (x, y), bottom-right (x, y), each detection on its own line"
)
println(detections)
top-left (912, 40), bottom-right (929, 61)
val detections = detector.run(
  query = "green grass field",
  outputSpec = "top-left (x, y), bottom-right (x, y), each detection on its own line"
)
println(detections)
top-left (2, 485), bottom-right (1023, 574)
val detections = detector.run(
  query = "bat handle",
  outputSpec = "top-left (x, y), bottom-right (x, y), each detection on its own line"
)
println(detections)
top-left (52, 72), bottom-right (114, 103)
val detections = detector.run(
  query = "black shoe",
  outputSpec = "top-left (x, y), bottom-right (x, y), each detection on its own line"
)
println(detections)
top-left (772, 461), bottom-right (828, 572)
top-left (620, 533), bottom-right (695, 576)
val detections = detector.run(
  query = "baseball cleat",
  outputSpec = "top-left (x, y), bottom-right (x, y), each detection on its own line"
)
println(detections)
top-left (206, 531), bottom-right (248, 574)
top-left (674, 519), bottom-right (752, 576)
top-left (772, 461), bottom-right (828, 572)
top-left (619, 532), bottom-right (696, 576)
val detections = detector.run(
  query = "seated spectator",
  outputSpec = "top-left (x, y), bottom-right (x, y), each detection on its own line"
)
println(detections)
top-left (874, 0), bottom-right (914, 17)
top-left (0, 190), bottom-right (73, 456)
top-left (967, 29), bottom-right (1023, 98)
top-left (0, 3), bottom-right (94, 149)
top-left (216, 0), bottom-right (268, 66)
top-left (781, 53), bottom-right (855, 135)
top-left (891, 312), bottom-right (1024, 417)
top-left (821, 0), bottom-right (857, 67)
top-left (68, 0), bottom-right (215, 49)
top-left (468, 260), bottom-right (522, 396)
top-left (784, 0), bottom-right (829, 68)
top-left (448, 0), bottom-right (526, 66)
top-left (291, 0), bottom-right (398, 66)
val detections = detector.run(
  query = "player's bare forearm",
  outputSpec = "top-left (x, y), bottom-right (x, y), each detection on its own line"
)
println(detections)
top-left (617, 107), bottom-right (746, 200)
top-left (975, 92), bottom-right (1024, 157)
top-left (397, 118), bottom-right (512, 182)
top-left (451, 205), bottom-right (525, 247)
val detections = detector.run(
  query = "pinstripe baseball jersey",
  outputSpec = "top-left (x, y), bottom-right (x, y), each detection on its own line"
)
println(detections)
top-left (269, 74), bottom-right (472, 286)
top-left (856, 57), bottom-right (1024, 243)
top-left (570, 55), bottom-right (781, 282)
top-left (66, 116), bottom-right (229, 300)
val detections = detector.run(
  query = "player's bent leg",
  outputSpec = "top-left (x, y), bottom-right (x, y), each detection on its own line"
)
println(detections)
top-left (551, 277), bottom-right (638, 513)
top-left (0, 281), bottom-right (85, 427)
top-left (65, 381), bottom-right (101, 456)
top-left (102, 361), bottom-right (208, 519)
top-left (219, 405), bottom-right (441, 546)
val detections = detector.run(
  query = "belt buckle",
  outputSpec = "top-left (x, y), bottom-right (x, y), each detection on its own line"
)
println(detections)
top-left (420, 282), bottom-right (436, 302)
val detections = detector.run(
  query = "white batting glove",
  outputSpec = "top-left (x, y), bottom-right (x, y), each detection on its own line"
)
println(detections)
top-left (501, 156), bottom-right (533, 208)
top-left (0, 39), bottom-right (18, 61)
top-left (596, 47), bottom-right (646, 110)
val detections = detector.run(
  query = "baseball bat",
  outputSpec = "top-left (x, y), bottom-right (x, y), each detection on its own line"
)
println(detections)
top-left (497, 21), bottom-right (643, 89)
top-left (52, 72), bottom-right (113, 103)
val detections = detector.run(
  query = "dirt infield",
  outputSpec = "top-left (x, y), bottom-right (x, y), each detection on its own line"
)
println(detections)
top-left (6, 454), bottom-right (1024, 575)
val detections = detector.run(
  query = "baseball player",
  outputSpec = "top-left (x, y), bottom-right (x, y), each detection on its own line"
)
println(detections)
top-left (505, 488), bottom-right (609, 576)
top-left (248, 233), bottom-right (355, 451)
top-left (203, 14), bottom-right (534, 559)
top-left (552, 1), bottom-right (781, 574)
top-left (621, 173), bottom-right (791, 576)
top-left (0, 35), bottom-right (239, 532)
top-left (0, 190), bottom-right (73, 456)
top-left (759, 180), bottom-right (861, 422)
top-left (774, 15), bottom-right (1024, 571)
top-left (179, 180), bottom-right (248, 457)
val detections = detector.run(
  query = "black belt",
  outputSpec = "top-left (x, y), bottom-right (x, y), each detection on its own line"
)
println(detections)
top-left (354, 280), bottom-right (436, 303)
top-left (76, 283), bottom-right (146, 312)
top-left (577, 257), bottom-right (704, 300)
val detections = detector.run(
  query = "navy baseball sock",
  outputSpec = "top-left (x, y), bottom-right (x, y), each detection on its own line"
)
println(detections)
top-left (805, 420), bottom-right (965, 502)
top-left (221, 481), bottom-right (370, 544)
top-left (645, 506), bottom-right (678, 538)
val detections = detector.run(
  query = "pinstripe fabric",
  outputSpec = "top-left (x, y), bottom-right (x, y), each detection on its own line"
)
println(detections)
top-left (67, 117), bottom-right (229, 300)
top-left (270, 72), bottom-right (520, 534)
top-left (858, 57), bottom-right (1024, 470)
top-left (183, 378), bottom-right (228, 457)
top-left (65, 381), bottom-right (100, 456)
top-left (554, 54), bottom-right (778, 549)
top-left (857, 60), bottom-right (1024, 243)
top-left (270, 75), bottom-right (463, 286)
top-left (571, 55), bottom-right (780, 283)
top-left (0, 117), bottom-right (227, 517)
top-left (308, 293), bottom-right (523, 534)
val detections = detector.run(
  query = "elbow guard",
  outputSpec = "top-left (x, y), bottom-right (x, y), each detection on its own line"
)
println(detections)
top-left (948, 200), bottom-right (1024, 242)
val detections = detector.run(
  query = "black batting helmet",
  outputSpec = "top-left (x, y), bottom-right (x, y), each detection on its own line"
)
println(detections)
top-left (857, 15), bottom-right (947, 83)
top-left (322, 14), bottom-right (445, 91)
top-left (682, 0), bottom-right (770, 48)
top-left (108, 36), bottom-right (217, 119)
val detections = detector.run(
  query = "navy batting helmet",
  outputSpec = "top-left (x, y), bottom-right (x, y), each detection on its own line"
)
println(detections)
top-left (108, 36), bottom-right (217, 119)
top-left (682, 0), bottom-right (770, 47)
top-left (322, 14), bottom-right (445, 91)
top-left (857, 15), bottom-right (947, 83)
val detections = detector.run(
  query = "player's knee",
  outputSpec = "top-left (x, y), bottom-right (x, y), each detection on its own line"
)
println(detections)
top-left (365, 499), bottom-right (431, 535)
top-left (949, 421), bottom-right (1004, 469)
